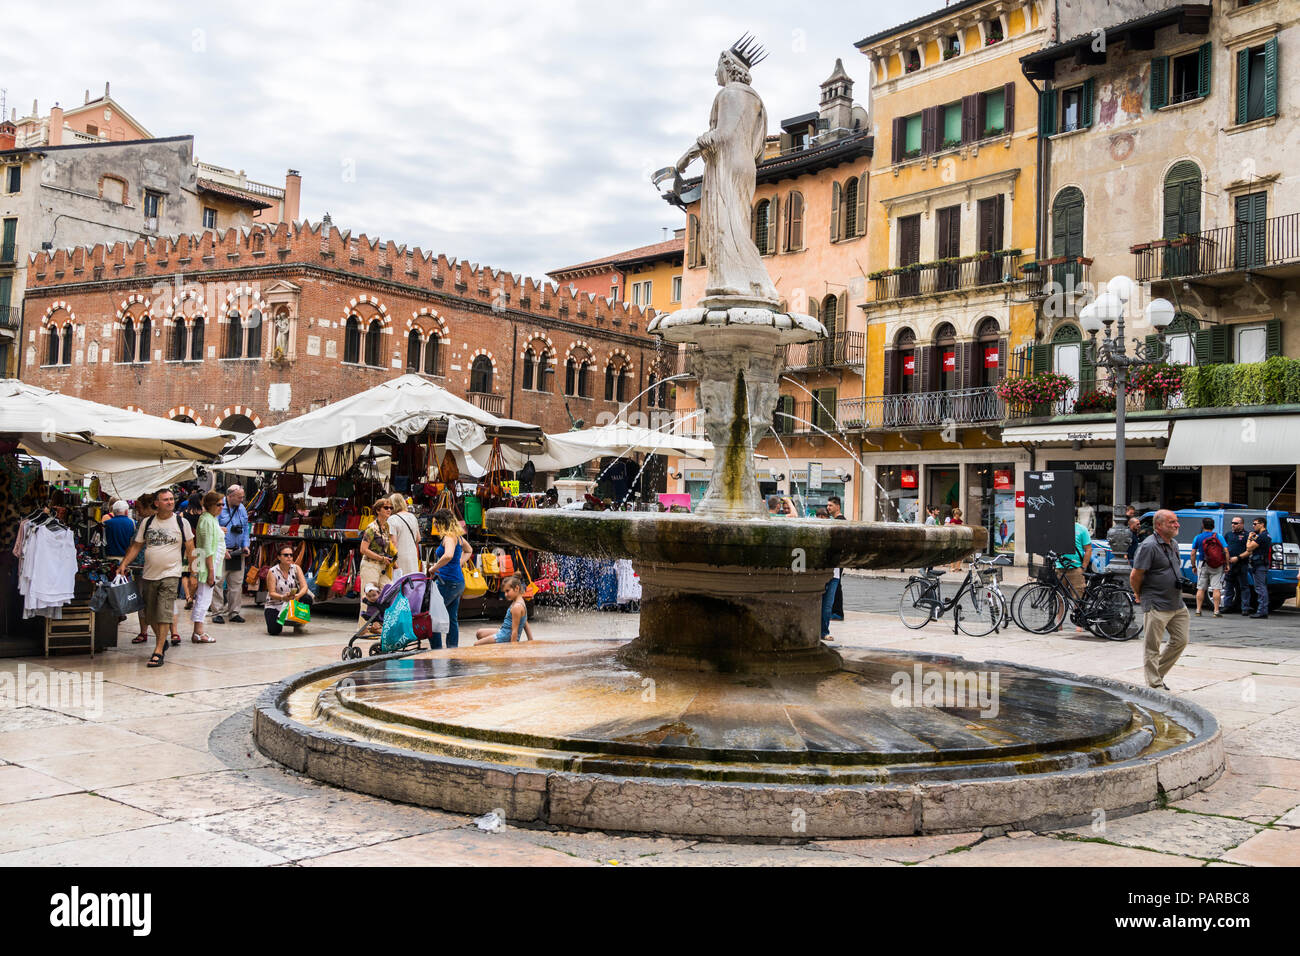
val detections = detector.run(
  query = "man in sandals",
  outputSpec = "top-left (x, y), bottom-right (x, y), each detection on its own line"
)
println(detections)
top-left (116, 488), bottom-right (194, 667)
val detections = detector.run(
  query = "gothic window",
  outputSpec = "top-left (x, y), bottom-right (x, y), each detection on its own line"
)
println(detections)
top-left (470, 355), bottom-right (493, 393)
top-left (364, 319), bottom-right (382, 367)
top-left (343, 315), bottom-right (361, 364)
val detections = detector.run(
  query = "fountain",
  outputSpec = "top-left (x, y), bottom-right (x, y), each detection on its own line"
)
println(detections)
top-left (253, 38), bottom-right (1223, 838)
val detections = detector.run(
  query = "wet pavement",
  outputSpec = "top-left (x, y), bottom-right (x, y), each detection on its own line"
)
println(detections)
top-left (0, 594), bottom-right (1297, 866)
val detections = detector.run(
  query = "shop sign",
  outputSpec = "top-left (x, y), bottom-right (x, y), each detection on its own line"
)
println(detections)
top-left (502, 481), bottom-right (520, 494)
top-left (684, 470), bottom-right (711, 481)
top-left (994, 470), bottom-right (1012, 490)
top-left (1073, 460), bottom-right (1114, 473)
top-left (808, 462), bottom-right (823, 491)
top-left (942, 351), bottom-right (956, 372)
top-left (1158, 463), bottom-right (1199, 472)
top-left (901, 469), bottom-right (917, 489)
top-left (984, 346), bottom-right (999, 368)
top-left (1015, 489), bottom-right (1025, 507)
top-left (902, 356), bottom-right (915, 376)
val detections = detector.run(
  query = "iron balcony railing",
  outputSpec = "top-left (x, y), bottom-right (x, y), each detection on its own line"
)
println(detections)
top-left (845, 386), bottom-right (1005, 430)
top-left (773, 398), bottom-right (863, 437)
top-left (783, 330), bottom-right (865, 371)
top-left (1004, 386), bottom-right (1185, 419)
top-left (466, 391), bottom-right (504, 415)
top-left (1133, 211), bottom-right (1300, 283)
top-left (871, 253), bottom-right (1020, 301)
top-left (0, 304), bottom-right (18, 330)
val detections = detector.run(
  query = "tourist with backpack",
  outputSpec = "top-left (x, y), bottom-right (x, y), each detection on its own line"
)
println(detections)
top-left (1191, 517), bottom-right (1227, 618)
top-left (115, 488), bottom-right (195, 667)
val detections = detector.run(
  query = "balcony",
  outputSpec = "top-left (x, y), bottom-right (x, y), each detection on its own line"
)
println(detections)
top-left (0, 304), bottom-right (18, 331)
top-left (849, 386), bottom-right (1005, 431)
top-left (870, 252), bottom-right (1021, 303)
top-left (1133, 212), bottom-right (1300, 284)
top-left (0, 242), bottom-right (16, 266)
top-left (783, 331), bottom-right (864, 371)
top-left (465, 391), bottom-right (504, 415)
top-left (773, 398), bottom-right (863, 438)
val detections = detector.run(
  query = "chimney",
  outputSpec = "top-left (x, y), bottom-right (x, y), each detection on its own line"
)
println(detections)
top-left (85, 89), bottom-right (90, 104)
top-left (105, 81), bottom-right (111, 99)
top-left (283, 169), bottom-right (302, 223)
top-left (0, 122), bottom-right (15, 151)
top-left (48, 104), bottom-right (63, 146)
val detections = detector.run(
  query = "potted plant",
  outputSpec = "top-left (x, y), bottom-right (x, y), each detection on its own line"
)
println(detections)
top-left (995, 372), bottom-right (1074, 416)
top-left (1073, 390), bottom-right (1117, 413)
top-left (941, 137), bottom-right (962, 149)
top-left (1020, 261), bottom-right (1041, 274)
top-left (1169, 233), bottom-right (1194, 248)
top-left (1129, 362), bottom-right (1185, 400)
top-left (1150, 238), bottom-right (1170, 249)
top-left (943, 48), bottom-right (959, 60)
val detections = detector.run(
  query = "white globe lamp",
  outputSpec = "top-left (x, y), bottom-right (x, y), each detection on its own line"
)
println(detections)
top-left (1146, 298), bottom-right (1176, 329)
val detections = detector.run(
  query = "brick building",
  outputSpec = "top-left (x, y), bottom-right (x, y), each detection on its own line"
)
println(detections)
top-left (19, 219), bottom-right (669, 440)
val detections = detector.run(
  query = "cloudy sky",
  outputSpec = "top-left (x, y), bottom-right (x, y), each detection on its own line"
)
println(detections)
top-left (5, 0), bottom-right (912, 281)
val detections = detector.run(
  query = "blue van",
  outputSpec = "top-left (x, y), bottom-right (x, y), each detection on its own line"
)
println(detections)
top-left (1092, 503), bottom-right (1300, 605)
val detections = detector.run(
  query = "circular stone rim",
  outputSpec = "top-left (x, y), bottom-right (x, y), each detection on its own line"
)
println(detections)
top-left (252, 646), bottom-right (1225, 840)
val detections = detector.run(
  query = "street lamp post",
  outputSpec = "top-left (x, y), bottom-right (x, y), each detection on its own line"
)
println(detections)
top-left (1079, 278), bottom-right (1176, 577)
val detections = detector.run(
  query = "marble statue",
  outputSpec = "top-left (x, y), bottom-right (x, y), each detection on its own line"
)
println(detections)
top-left (675, 36), bottom-right (780, 309)
top-left (273, 312), bottom-right (290, 356)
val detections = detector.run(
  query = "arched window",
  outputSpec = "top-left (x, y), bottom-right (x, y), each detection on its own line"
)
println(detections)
top-left (578, 359), bottom-right (591, 398)
top-left (424, 337), bottom-right (442, 376)
top-left (1051, 187), bottom-right (1085, 289)
top-left (1163, 161), bottom-right (1202, 277)
top-left (219, 414), bottom-right (256, 434)
top-left (45, 327), bottom-right (59, 366)
top-left (1052, 323), bottom-right (1084, 408)
top-left (604, 362), bottom-right (616, 401)
top-left (522, 349), bottom-right (536, 390)
top-left (842, 177), bottom-right (859, 238)
top-left (617, 366), bottom-right (628, 403)
top-left (406, 330), bottom-right (422, 370)
top-left (821, 294), bottom-right (840, 365)
top-left (61, 325), bottom-right (73, 365)
top-left (1165, 312), bottom-right (1198, 366)
top-left (647, 371), bottom-right (659, 408)
top-left (170, 318), bottom-right (187, 361)
top-left (934, 322), bottom-right (958, 391)
top-left (343, 316), bottom-right (360, 364)
top-left (976, 316), bottom-right (1003, 387)
top-left (565, 357), bottom-right (577, 396)
top-left (364, 320), bottom-right (382, 367)
top-left (137, 316), bottom-right (151, 363)
top-left (895, 327), bottom-right (917, 395)
top-left (245, 308), bottom-right (262, 358)
top-left (753, 199), bottom-right (772, 254)
top-left (172, 414), bottom-right (196, 425)
top-left (120, 317), bottom-right (136, 365)
top-left (538, 354), bottom-right (553, 392)
top-left (225, 310), bottom-right (243, 358)
top-left (470, 355), bottom-right (493, 393)
top-left (190, 317), bottom-right (205, 361)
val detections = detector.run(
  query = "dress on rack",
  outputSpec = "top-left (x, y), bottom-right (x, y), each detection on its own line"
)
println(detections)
top-left (16, 521), bottom-right (77, 619)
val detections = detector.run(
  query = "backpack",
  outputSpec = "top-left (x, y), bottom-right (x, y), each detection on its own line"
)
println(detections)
top-left (1202, 533), bottom-right (1226, 569)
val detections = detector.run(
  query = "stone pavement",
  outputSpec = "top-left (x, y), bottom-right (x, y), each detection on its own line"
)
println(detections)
top-left (0, 596), bottom-right (1297, 867)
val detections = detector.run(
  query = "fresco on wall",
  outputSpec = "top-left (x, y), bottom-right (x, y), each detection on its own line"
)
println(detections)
top-left (1097, 66), bottom-right (1148, 130)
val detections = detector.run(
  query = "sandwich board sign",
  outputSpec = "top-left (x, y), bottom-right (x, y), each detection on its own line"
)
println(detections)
top-left (1024, 471), bottom-right (1075, 558)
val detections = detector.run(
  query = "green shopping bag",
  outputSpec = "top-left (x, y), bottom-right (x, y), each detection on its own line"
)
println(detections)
top-left (277, 600), bottom-right (312, 626)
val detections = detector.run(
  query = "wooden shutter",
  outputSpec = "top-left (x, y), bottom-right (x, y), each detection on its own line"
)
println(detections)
top-left (1197, 42), bottom-right (1212, 100)
top-left (996, 338), bottom-right (1007, 386)
top-left (962, 93), bottom-right (979, 142)
top-left (1163, 179), bottom-right (1183, 241)
top-left (768, 195), bottom-right (780, 255)
top-left (830, 181), bottom-right (842, 241)
top-left (751, 202), bottom-right (760, 248)
top-left (783, 192), bottom-right (792, 251)
top-left (962, 340), bottom-right (978, 389)
top-left (1194, 326), bottom-right (1230, 365)
top-left (919, 346), bottom-right (934, 393)
top-left (884, 349), bottom-right (897, 396)
top-left (790, 191), bottom-right (804, 251)
top-left (687, 215), bottom-right (698, 268)
top-left (1079, 341), bottom-right (1096, 392)
top-left (891, 116), bottom-right (904, 163)
top-left (1003, 81), bottom-right (1015, 132)
top-left (1080, 77), bottom-right (1095, 128)
top-left (1263, 37), bottom-right (1278, 118)
top-left (1266, 319), bottom-right (1282, 357)
top-left (975, 93), bottom-right (987, 139)
top-left (1150, 56), bottom-right (1168, 110)
top-left (1236, 48), bottom-right (1250, 124)
top-left (855, 174), bottom-right (867, 238)
top-left (921, 106), bottom-right (937, 155)
top-left (899, 214), bottom-right (920, 265)
top-left (1038, 90), bottom-right (1056, 137)
top-left (1031, 343), bottom-right (1050, 374)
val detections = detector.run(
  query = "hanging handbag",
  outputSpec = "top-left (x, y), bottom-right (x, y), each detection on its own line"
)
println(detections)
top-left (357, 507), bottom-right (375, 531)
top-left (321, 504), bottom-right (336, 529)
top-left (309, 447), bottom-right (338, 497)
top-left (332, 552), bottom-right (353, 597)
top-left (480, 551), bottom-right (499, 575)
top-left (271, 493), bottom-right (285, 514)
top-left (497, 552), bottom-right (515, 576)
top-left (315, 545), bottom-right (341, 589)
top-left (245, 543), bottom-right (265, 590)
top-left (277, 457), bottom-right (304, 494)
top-left (462, 561), bottom-right (488, 599)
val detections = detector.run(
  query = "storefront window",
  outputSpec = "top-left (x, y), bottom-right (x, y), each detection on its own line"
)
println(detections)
top-left (927, 466), bottom-right (960, 521)
top-left (877, 465), bottom-right (919, 523)
top-left (1232, 467), bottom-right (1297, 512)
top-left (790, 479), bottom-right (845, 517)
top-left (968, 463), bottom-right (1015, 554)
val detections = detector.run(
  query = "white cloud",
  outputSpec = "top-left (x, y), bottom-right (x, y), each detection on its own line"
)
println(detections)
top-left (4, 0), bottom-right (902, 279)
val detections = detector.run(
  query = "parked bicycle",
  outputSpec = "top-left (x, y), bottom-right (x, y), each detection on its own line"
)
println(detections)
top-left (898, 553), bottom-right (1012, 637)
top-left (1010, 552), bottom-right (1135, 640)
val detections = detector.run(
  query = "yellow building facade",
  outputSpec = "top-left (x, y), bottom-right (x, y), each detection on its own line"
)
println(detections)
top-left (851, 0), bottom-right (1046, 558)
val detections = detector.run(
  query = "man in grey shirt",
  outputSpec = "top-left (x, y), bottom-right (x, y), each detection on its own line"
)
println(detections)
top-left (1130, 509), bottom-right (1189, 690)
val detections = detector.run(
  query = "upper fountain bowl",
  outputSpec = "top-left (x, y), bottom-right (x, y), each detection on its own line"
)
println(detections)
top-left (647, 305), bottom-right (824, 346)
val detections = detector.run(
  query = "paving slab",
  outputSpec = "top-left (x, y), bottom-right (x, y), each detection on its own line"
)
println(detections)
top-left (1058, 808), bottom-right (1262, 860)
top-left (299, 827), bottom-right (602, 867)
top-left (0, 792), bottom-right (165, 853)
top-left (503, 826), bottom-right (696, 864)
top-left (172, 685), bottom-right (271, 711)
top-left (22, 741), bottom-right (227, 790)
top-left (630, 842), bottom-right (884, 867)
top-left (812, 832), bottom-right (980, 863)
top-left (0, 765), bottom-right (82, 805)
top-left (0, 820), bottom-right (288, 866)
top-left (1221, 827), bottom-right (1300, 866)
top-left (1170, 771), bottom-right (1300, 823)
top-left (192, 791), bottom-right (468, 861)
top-left (43, 683), bottom-right (219, 722)
top-left (920, 834), bottom-right (1202, 867)
top-left (1224, 753), bottom-right (1300, 790)
top-left (0, 707), bottom-right (85, 732)
top-left (99, 770), bottom-right (303, 821)
top-left (111, 709), bottom-right (237, 752)
top-left (0, 721), bottom-right (155, 762)
top-left (1222, 708), bottom-right (1300, 759)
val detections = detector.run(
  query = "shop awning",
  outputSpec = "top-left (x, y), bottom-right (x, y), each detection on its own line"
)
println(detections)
top-left (1165, 415), bottom-right (1300, 467)
top-left (1001, 421), bottom-right (1170, 444)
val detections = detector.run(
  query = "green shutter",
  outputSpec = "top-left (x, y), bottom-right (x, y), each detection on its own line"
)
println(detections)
top-left (1038, 90), bottom-right (1055, 136)
top-left (1032, 344), bottom-right (1050, 374)
top-left (1146, 334), bottom-right (1160, 361)
top-left (1266, 319), bottom-right (1282, 357)
top-left (1211, 326), bottom-right (1231, 364)
top-left (1081, 77), bottom-right (1095, 127)
top-left (1197, 42), bottom-right (1212, 100)
top-left (1163, 181), bottom-right (1183, 241)
top-left (1150, 56), bottom-right (1169, 110)
top-left (1079, 342), bottom-right (1097, 392)
top-left (1263, 37), bottom-right (1278, 118)
top-left (1193, 329), bottom-right (1211, 364)
top-left (1236, 48), bottom-right (1250, 124)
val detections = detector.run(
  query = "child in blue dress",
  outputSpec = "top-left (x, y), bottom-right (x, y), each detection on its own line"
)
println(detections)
top-left (474, 576), bottom-right (534, 645)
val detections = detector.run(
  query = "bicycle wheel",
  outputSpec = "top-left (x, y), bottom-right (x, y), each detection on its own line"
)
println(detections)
top-left (955, 584), bottom-right (1002, 637)
top-left (1085, 584), bottom-right (1135, 641)
top-left (899, 580), bottom-right (936, 629)
top-left (1012, 583), bottom-right (1065, 633)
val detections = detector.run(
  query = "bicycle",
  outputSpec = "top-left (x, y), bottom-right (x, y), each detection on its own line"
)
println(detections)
top-left (1010, 552), bottom-right (1135, 640)
top-left (898, 553), bottom-right (1011, 637)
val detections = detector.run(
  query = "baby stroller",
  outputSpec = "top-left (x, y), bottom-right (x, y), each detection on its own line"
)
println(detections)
top-left (341, 571), bottom-right (444, 660)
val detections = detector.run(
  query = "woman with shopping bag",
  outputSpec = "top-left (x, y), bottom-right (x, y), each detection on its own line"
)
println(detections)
top-left (189, 492), bottom-right (225, 644)
top-left (264, 544), bottom-right (310, 636)
top-left (427, 508), bottom-right (474, 649)
top-left (356, 497), bottom-right (397, 628)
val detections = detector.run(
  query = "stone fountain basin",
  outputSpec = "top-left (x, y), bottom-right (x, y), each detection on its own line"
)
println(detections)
top-left (486, 508), bottom-right (985, 570)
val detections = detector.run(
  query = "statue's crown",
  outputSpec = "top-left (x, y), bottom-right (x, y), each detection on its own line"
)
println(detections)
top-left (729, 33), bottom-right (767, 69)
